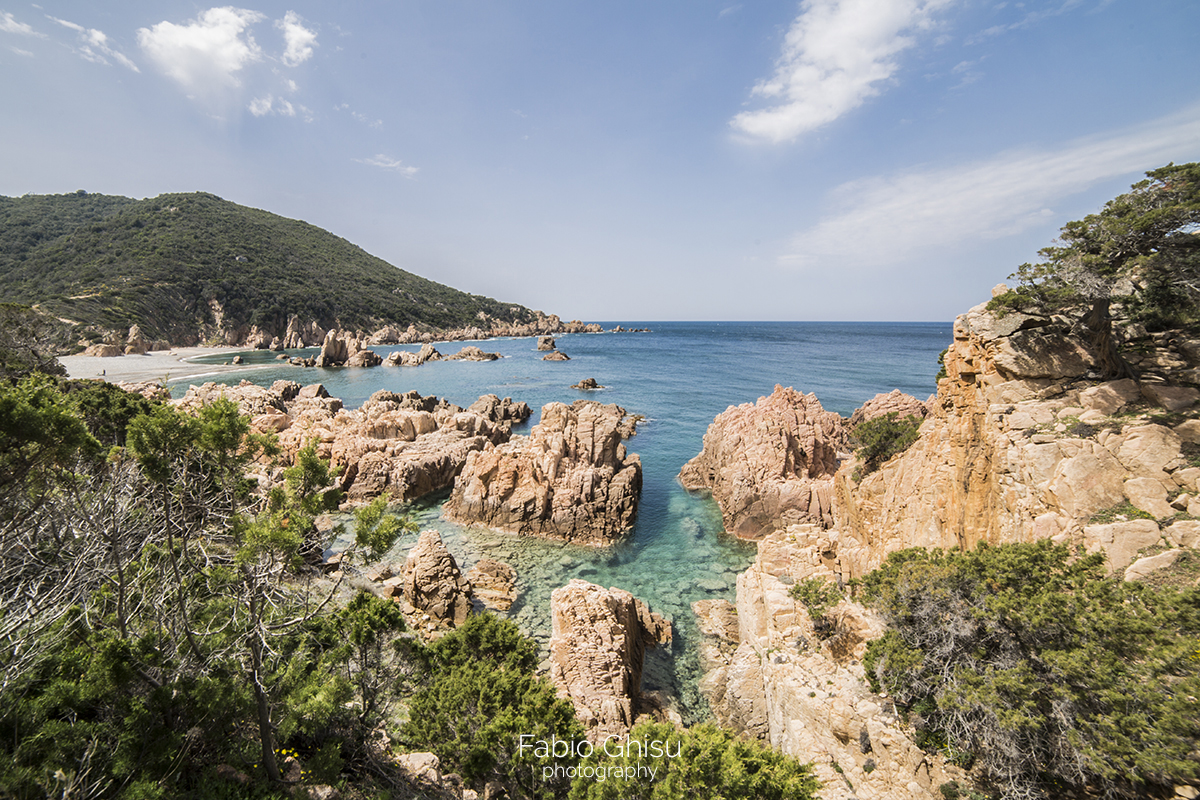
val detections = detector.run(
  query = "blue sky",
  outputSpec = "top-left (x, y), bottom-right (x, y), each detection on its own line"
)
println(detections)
top-left (2, 1), bottom-right (1198, 322)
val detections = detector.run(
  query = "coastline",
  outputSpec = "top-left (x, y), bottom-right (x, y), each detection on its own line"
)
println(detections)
top-left (58, 346), bottom-right (270, 385)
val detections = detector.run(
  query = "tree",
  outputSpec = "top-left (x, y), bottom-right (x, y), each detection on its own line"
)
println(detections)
top-left (860, 541), bottom-right (1200, 799)
top-left (402, 613), bottom-right (586, 799)
top-left (993, 162), bottom-right (1200, 374)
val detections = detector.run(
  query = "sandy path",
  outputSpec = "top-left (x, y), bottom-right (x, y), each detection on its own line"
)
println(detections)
top-left (58, 347), bottom-right (277, 385)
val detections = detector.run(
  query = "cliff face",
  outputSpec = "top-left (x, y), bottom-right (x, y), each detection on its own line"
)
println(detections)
top-left (832, 298), bottom-right (1200, 583)
top-left (690, 291), bottom-right (1200, 800)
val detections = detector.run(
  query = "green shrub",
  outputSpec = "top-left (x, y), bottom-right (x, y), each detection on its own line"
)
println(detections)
top-left (851, 412), bottom-right (922, 475)
top-left (401, 613), bottom-right (585, 800)
top-left (567, 721), bottom-right (820, 800)
top-left (861, 540), bottom-right (1200, 798)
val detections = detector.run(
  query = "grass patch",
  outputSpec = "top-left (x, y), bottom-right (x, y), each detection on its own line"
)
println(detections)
top-left (1089, 501), bottom-right (1156, 524)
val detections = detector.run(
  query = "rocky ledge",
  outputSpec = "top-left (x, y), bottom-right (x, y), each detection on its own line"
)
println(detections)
top-left (445, 400), bottom-right (642, 545)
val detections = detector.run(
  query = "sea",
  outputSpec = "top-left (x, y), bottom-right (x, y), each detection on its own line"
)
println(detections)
top-left (179, 320), bottom-right (953, 721)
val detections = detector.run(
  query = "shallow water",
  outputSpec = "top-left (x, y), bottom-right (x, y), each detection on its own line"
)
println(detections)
top-left (182, 321), bottom-right (952, 720)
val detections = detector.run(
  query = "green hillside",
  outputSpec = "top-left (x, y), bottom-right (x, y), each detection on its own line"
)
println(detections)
top-left (0, 191), bottom-right (540, 345)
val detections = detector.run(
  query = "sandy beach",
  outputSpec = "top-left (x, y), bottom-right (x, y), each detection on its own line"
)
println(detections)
top-left (58, 346), bottom-right (274, 385)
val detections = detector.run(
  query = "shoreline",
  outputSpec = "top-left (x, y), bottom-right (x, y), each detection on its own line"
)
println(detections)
top-left (58, 346), bottom-right (272, 385)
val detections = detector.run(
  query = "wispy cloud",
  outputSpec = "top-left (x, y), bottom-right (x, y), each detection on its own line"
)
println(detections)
top-left (47, 16), bottom-right (138, 71)
top-left (137, 7), bottom-right (265, 98)
top-left (732, 0), bottom-right (957, 143)
top-left (779, 107), bottom-right (1200, 268)
top-left (355, 154), bottom-right (419, 178)
top-left (8, 45), bottom-right (32, 56)
top-left (967, 0), bottom-right (1085, 43)
top-left (1, 11), bottom-right (41, 36)
top-left (277, 10), bottom-right (316, 66)
top-left (249, 93), bottom-right (294, 116)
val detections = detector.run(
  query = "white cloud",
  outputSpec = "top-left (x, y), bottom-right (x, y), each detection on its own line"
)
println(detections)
top-left (779, 107), bottom-right (1200, 268)
top-left (138, 7), bottom-right (265, 96)
top-left (1, 11), bottom-right (41, 36)
top-left (355, 154), bottom-right (419, 178)
top-left (48, 16), bottom-right (138, 71)
top-left (249, 93), bottom-right (300, 117)
top-left (731, 0), bottom-right (956, 143)
top-left (8, 45), bottom-right (33, 56)
top-left (277, 10), bottom-right (315, 66)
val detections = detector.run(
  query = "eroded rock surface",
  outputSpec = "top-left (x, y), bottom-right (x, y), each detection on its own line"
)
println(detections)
top-left (465, 559), bottom-right (518, 611)
top-left (445, 400), bottom-right (642, 544)
top-left (705, 529), bottom-right (965, 800)
top-left (679, 385), bottom-right (848, 538)
top-left (548, 579), bottom-right (672, 743)
top-left (176, 382), bottom-right (524, 504)
top-left (402, 530), bottom-right (472, 627)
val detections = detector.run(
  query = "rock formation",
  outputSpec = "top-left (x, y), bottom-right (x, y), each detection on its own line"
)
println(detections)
top-left (548, 580), bottom-right (672, 743)
top-left (679, 385), bottom-right (848, 538)
top-left (384, 343), bottom-right (442, 366)
top-left (698, 529), bottom-right (967, 800)
top-left (542, 351), bottom-right (570, 361)
top-left (847, 388), bottom-right (930, 428)
top-left (465, 559), bottom-right (518, 611)
top-left (315, 328), bottom-right (382, 367)
top-left (445, 401), bottom-right (643, 544)
top-left (689, 293), bottom-right (1200, 800)
top-left (537, 336), bottom-right (556, 351)
top-left (176, 382), bottom-right (524, 504)
top-left (401, 530), bottom-right (473, 627)
top-left (444, 346), bottom-right (501, 361)
top-left (571, 378), bottom-right (604, 390)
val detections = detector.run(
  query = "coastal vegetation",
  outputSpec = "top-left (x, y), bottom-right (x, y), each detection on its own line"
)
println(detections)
top-left (860, 540), bottom-right (1200, 799)
top-left (850, 411), bottom-right (923, 476)
top-left (988, 161), bottom-right (1200, 374)
top-left (0, 190), bottom-right (542, 346)
top-left (0, 336), bottom-right (821, 799)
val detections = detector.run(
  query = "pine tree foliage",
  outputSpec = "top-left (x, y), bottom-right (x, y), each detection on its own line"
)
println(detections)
top-left (860, 540), bottom-right (1200, 799)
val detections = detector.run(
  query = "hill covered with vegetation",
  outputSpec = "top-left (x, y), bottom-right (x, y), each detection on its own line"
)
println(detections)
top-left (0, 190), bottom-right (545, 346)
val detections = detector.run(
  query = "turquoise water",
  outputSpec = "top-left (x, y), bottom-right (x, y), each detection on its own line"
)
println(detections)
top-left (181, 321), bottom-right (952, 720)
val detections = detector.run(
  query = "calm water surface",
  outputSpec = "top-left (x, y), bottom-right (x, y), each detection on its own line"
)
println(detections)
top-left (182, 321), bottom-right (952, 720)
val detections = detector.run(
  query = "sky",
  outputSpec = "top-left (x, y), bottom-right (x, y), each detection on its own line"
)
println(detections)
top-left (2, 1), bottom-right (1199, 322)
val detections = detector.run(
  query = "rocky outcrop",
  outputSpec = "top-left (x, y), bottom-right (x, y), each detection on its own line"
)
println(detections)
top-left (402, 530), bottom-right (473, 627)
top-left (847, 389), bottom-right (930, 428)
top-left (679, 385), bottom-right (848, 538)
top-left (176, 382), bottom-right (524, 504)
top-left (316, 329), bottom-right (381, 367)
top-left (690, 295), bottom-right (1200, 800)
top-left (703, 529), bottom-right (966, 800)
top-left (445, 401), bottom-right (643, 545)
top-left (542, 351), bottom-right (570, 361)
top-left (571, 378), bottom-right (604, 390)
top-left (444, 346), bottom-right (501, 361)
top-left (466, 394), bottom-right (531, 425)
top-left (465, 559), bottom-right (518, 611)
top-left (548, 580), bottom-right (672, 743)
top-left (829, 301), bottom-right (1200, 582)
top-left (537, 336), bottom-right (556, 351)
top-left (384, 343), bottom-right (442, 366)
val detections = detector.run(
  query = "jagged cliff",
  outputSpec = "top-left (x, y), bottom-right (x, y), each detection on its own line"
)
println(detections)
top-left (689, 287), bottom-right (1200, 800)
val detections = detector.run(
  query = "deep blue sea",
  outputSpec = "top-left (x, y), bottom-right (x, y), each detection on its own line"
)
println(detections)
top-left (181, 321), bottom-right (952, 720)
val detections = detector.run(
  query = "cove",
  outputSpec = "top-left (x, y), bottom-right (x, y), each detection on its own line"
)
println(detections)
top-left (183, 320), bottom-right (950, 721)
